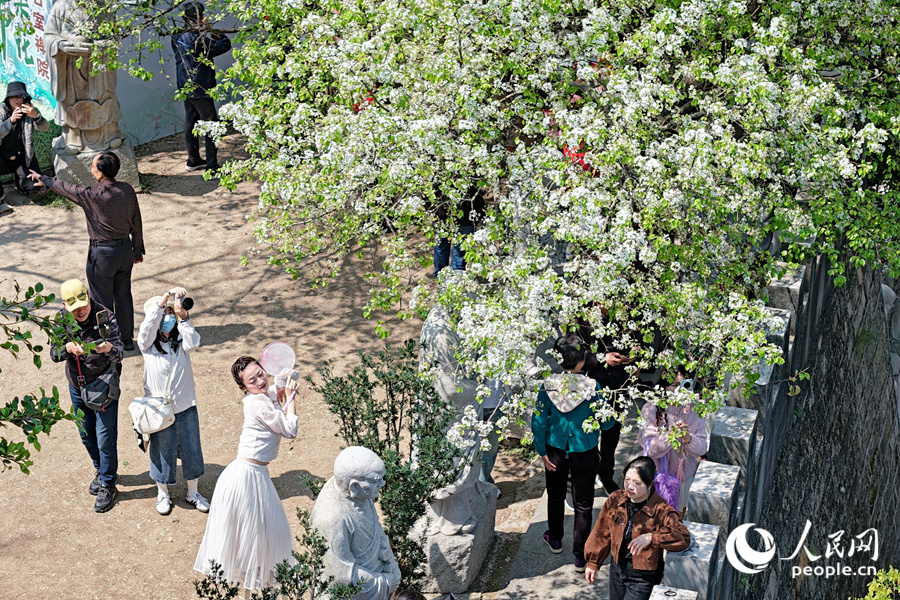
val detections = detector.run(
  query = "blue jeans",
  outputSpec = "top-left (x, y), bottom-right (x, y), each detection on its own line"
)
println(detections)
top-left (69, 384), bottom-right (119, 486)
top-left (149, 405), bottom-right (205, 484)
top-left (434, 224), bottom-right (475, 275)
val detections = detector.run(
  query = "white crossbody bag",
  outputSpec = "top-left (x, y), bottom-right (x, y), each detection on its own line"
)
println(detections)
top-left (130, 351), bottom-right (177, 435)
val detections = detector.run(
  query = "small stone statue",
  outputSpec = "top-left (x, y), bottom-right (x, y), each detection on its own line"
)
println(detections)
top-left (45, 0), bottom-right (125, 154)
top-left (311, 447), bottom-right (401, 600)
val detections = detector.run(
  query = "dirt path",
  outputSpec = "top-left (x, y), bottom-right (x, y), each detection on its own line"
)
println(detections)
top-left (0, 134), bottom-right (539, 600)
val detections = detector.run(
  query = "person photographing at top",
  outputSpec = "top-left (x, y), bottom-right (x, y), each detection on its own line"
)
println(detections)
top-left (171, 1), bottom-right (232, 173)
top-left (0, 81), bottom-right (48, 199)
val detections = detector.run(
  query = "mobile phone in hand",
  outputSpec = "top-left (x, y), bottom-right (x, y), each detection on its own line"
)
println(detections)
top-left (96, 310), bottom-right (111, 340)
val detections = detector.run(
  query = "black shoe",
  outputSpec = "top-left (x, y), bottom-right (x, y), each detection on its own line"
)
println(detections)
top-left (123, 339), bottom-right (135, 351)
top-left (89, 472), bottom-right (102, 496)
top-left (185, 162), bottom-right (205, 172)
top-left (94, 484), bottom-right (118, 513)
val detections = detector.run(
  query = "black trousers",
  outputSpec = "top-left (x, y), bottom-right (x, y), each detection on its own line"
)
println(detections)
top-left (609, 558), bottom-right (663, 600)
top-left (183, 97), bottom-right (219, 169)
top-left (86, 242), bottom-right (135, 342)
top-left (598, 421), bottom-right (622, 494)
top-left (545, 444), bottom-right (598, 560)
top-left (0, 149), bottom-right (41, 193)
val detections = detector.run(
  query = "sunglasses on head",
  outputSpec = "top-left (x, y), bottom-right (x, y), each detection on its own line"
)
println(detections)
top-left (64, 291), bottom-right (88, 306)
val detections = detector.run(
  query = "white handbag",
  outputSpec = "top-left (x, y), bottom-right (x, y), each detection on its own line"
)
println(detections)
top-left (130, 353), bottom-right (177, 435)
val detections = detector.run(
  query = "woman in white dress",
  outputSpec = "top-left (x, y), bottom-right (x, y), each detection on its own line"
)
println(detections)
top-left (194, 355), bottom-right (299, 591)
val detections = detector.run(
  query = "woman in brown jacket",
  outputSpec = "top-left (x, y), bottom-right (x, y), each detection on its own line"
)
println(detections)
top-left (584, 456), bottom-right (691, 600)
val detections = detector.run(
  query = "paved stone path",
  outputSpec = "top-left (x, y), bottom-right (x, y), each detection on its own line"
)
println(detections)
top-left (439, 406), bottom-right (642, 599)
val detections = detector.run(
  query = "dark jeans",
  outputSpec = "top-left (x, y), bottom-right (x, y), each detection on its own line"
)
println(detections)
top-left (86, 241), bottom-right (135, 343)
top-left (183, 97), bottom-right (219, 169)
top-left (0, 149), bottom-right (41, 193)
top-left (69, 384), bottom-right (119, 486)
top-left (545, 444), bottom-right (599, 560)
top-left (609, 557), bottom-right (663, 600)
top-left (598, 421), bottom-right (622, 494)
top-left (434, 224), bottom-right (475, 275)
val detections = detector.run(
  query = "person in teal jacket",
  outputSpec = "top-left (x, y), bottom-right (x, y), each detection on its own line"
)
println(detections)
top-left (532, 333), bottom-right (613, 572)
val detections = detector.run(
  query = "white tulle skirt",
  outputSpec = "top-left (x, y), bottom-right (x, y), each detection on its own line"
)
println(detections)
top-left (193, 459), bottom-right (294, 590)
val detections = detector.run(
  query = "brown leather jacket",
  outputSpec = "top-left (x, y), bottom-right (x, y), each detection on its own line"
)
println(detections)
top-left (584, 489), bottom-right (691, 572)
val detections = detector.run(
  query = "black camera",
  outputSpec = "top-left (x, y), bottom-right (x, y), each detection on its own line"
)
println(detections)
top-left (166, 296), bottom-right (194, 311)
top-left (21, 95), bottom-right (32, 106)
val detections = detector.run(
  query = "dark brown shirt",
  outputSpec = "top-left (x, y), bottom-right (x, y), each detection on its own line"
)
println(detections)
top-left (40, 176), bottom-right (144, 258)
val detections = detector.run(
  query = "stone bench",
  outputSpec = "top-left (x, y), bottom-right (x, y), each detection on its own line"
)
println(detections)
top-left (684, 461), bottom-right (740, 542)
top-left (663, 521), bottom-right (720, 600)
top-left (708, 406), bottom-right (758, 472)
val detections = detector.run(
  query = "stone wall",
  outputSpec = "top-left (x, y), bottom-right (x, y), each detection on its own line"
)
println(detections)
top-left (735, 262), bottom-right (900, 600)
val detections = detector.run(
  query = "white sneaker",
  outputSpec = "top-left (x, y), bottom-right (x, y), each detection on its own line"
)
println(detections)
top-left (156, 494), bottom-right (173, 515)
top-left (186, 492), bottom-right (210, 513)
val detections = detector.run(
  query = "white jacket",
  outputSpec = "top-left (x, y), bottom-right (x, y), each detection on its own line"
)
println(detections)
top-left (137, 303), bottom-right (200, 413)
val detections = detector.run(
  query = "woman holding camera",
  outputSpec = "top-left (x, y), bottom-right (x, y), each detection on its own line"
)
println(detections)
top-left (0, 81), bottom-right (48, 198)
top-left (137, 287), bottom-right (209, 515)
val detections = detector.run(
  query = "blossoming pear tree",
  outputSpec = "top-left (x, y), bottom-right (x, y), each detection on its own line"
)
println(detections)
top-left (86, 0), bottom-right (900, 425)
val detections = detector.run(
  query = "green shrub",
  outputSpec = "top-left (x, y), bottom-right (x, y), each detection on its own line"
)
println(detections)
top-left (855, 567), bottom-right (900, 600)
top-left (309, 339), bottom-right (463, 589)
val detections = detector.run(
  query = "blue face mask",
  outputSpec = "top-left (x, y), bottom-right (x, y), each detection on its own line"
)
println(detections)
top-left (160, 314), bottom-right (177, 334)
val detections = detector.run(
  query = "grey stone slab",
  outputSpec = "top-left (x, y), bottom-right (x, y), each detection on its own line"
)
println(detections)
top-left (53, 138), bottom-right (140, 188)
top-left (684, 461), bottom-right (740, 539)
top-left (767, 263), bottom-right (807, 337)
top-left (708, 406), bottom-right (758, 471)
top-left (650, 586), bottom-right (699, 600)
top-left (663, 521), bottom-right (721, 600)
top-left (764, 307), bottom-right (792, 358)
top-left (419, 485), bottom-right (498, 593)
top-left (531, 561), bottom-right (609, 600)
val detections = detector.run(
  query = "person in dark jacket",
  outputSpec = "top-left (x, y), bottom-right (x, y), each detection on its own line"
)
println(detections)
top-left (584, 456), bottom-right (691, 600)
top-left (171, 1), bottom-right (232, 172)
top-left (532, 334), bottom-right (613, 573)
top-left (0, 81), bottom-right (48, 198)
top-left (50, 279), bottom-right (124, 513)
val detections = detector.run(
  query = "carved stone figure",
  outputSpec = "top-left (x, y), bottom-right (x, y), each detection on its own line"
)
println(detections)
top-left (45, 0), bottom-right (124, 154)
top-left (310, 447), bottom-right (401, 600)
top-left (419, 305), bottom-right (495, 536)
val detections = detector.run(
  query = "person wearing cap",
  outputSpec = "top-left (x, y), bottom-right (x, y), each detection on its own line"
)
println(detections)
top-left (0, 81), bottom-right (48, 198)
top-left (50, 279), bottom-right (124, 513)
top-left (170, 1), bottom-right (231, 172)
top-left (136, 287), bottom-right (209, 515)
top-left (28, 152), bottom-right (144, 351)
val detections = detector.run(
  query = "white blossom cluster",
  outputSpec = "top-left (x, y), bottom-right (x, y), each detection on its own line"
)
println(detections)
top-left (210, 0), bottom-right (900, 418)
